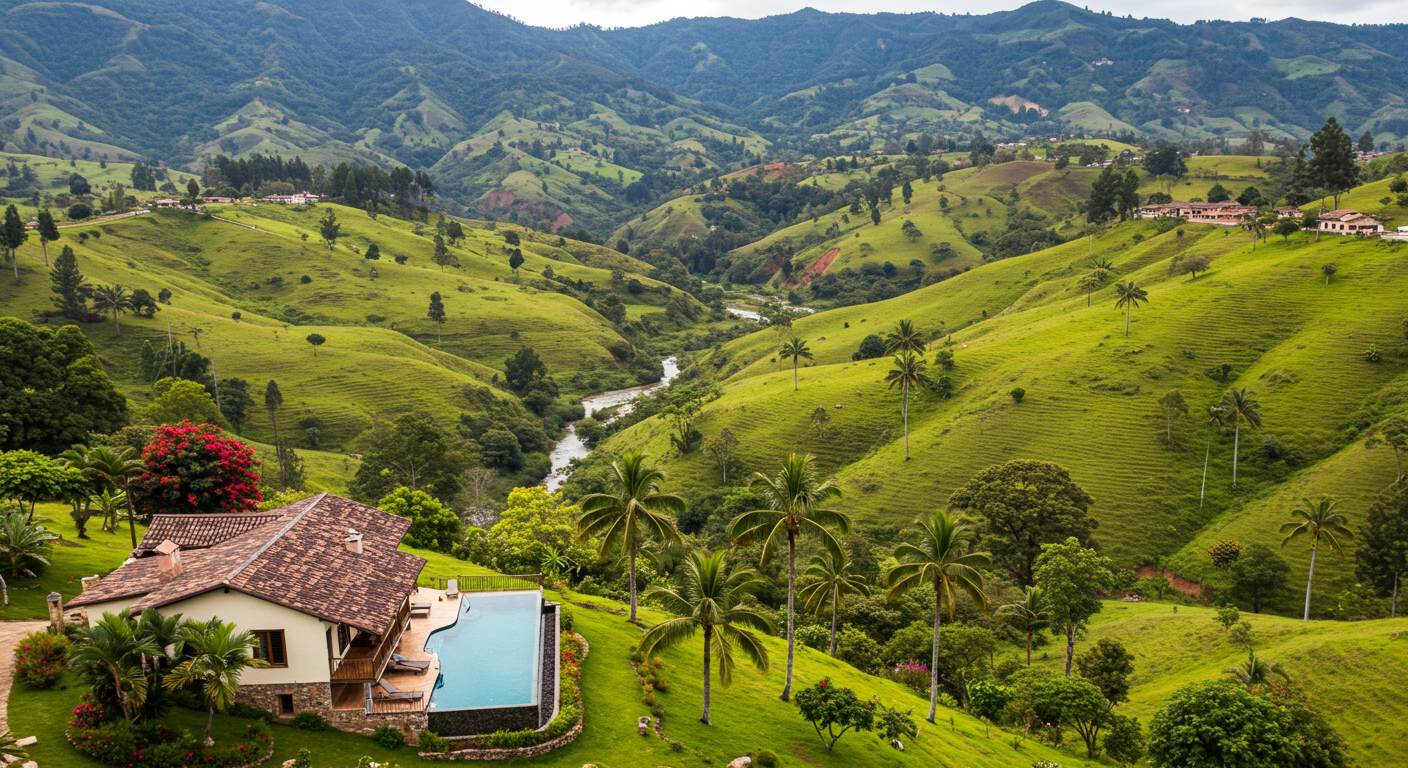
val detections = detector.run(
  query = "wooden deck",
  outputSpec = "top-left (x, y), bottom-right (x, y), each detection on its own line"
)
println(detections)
top-left (330, 588), bottom-right (459, 712)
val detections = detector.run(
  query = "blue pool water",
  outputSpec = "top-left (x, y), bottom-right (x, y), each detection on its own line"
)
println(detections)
top-left (424, 590), bottom-right (542, 709)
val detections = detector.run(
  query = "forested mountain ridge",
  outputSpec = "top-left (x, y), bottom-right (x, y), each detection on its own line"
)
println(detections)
top-left (3, 0), bottom-right (1408, 229)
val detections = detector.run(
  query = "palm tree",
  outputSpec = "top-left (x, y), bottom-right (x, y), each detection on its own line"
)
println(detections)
top-left (885, 351), bottom-right (934, 459)
top-left (997, 586), bottom-right (1049, 665)
top-left (884, 509), bottom-right (991, 722)
top-left (135, 607), bottom-right (186, 674)
top-left (70, 611), bottom-right (161, 723)
top-left (0, 513), bottom-right (60, 579)
top-left (1225, 651), bottom-right (1291, 686)
top-left (164, 619), bottom-right (269, 745)
top-left (90, 284), bottom-right (134, 336)
top-left (1221, 388), bottom-right (1262, 487)
top-left (727, 453), bottom-right (850, 702)
top-left (1113, 281), bottom-right (1149, 337)
top-left (83, 445), bottom-right (145, 548)
top-left (780, 335), bottom-right (813, 391)
top-left (1281, 496), bottom-right (1354, 621)
top-left (1201, 405), bottom-right (1227, 508)
top-left (576, 451), bottom-right (686, 622)
top-left (1076, 272), bottom-right (1103, 307)
top-left (638, 550), bottom-right (775, 725)
top-left (885, 319), bottom-right (927, 355)
top-left (798, 549), bottom-right (870, 657)
top-left (88, 490), bottom-right (126, 535)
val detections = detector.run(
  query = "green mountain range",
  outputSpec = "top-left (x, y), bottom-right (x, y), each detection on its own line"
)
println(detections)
top-left (4, 0), bottom-right (1408, 230)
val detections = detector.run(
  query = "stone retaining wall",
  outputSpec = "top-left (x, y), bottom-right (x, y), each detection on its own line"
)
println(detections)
top-left (418, 632), bottom-right (588, 762)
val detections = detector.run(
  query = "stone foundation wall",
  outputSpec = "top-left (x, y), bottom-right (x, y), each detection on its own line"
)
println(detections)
top-left (236, 681), bottom-right (429, 745)
top-left (327, 708), bottom-right (430, 745)
top-left (235, 681), bottom-right (332, 717)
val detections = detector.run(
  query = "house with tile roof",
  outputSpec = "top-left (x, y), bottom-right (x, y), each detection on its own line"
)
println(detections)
top-left (1316, 209), bottom-right (1383, 235)
top-left (68, 494), bottom-right (433, 731)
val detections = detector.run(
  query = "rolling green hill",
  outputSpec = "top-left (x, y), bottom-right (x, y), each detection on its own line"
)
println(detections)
top-left (0, 201), bottom-right (741, 452)
top-left (597, 216), bottom-right (1408, 619)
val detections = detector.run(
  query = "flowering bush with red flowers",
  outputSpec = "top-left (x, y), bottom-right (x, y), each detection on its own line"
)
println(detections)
top-left (13, 629), bottom-right (70, 688)
top-left (131, 421), bottom-right (261, 516)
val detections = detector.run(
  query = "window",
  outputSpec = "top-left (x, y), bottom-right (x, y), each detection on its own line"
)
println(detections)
top-left (252, 630), bottom-right (287, 667)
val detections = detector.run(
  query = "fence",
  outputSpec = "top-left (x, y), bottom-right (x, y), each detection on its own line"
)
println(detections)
top-left (424, 574), bottom-right (543, 592)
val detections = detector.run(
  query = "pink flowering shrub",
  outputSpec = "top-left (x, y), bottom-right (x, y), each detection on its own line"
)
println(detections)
top-left (893, 659), bottom-right (930, 693)
top-left (13, 630), bottom-right (69, 688)
top-left (132, 421), bottom-right (261, 516)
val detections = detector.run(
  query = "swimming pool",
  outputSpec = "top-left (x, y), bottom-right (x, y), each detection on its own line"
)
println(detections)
top-left (424, 590), bottom-right (543, 710)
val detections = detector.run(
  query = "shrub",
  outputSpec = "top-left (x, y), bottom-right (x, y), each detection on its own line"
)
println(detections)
top-left (755, 748), bottom-right (779, 767)
top-left (417, 731), bottom-right (450, 752)
top-left (795, 624), bottom-right (829, 651)
top-left (482, 729), bottom-right (537, 749)
top-left (1365, 345), bottom-right (1382, 363)
top-left (373, 725), bottom-right (406, 749)
top-left (300, 274), bottom-right (312, 284)
top-left (560, 606), bottom-right (575, 632)
top-left (294, 748), bottom-right (313, 768)
top-left (290, 711), bottom-right (331, 731)
top-left (967, 679), bottom-right (1013, 721)
top-left (1010, 387), bottom-right (1026, 403)
top-left (13, 630), bottom-right (69, 688)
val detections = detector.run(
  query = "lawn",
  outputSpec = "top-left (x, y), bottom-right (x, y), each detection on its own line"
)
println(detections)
top-left (1, 504), bottom-right (144, 621)
top-left (9, 584), bottom-right (1101, 768)
top-left (7, 518), bottom-right (1096, 768)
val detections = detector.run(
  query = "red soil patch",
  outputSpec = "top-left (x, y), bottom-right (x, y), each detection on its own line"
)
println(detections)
top-left (550, 210), bottom-right (573, 232)
top-left (791, 247), bottom-right (840, 288)
top-left (734, 162), bottom-right (790, 180)
top-left (1136, 565), bottom-right (1209, 600)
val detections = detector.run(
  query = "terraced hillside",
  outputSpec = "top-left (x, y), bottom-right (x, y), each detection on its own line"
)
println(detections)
top-left (599, 217), bottom-right (1408, 618)
top-left (0, 201), bottom-right (743, 451)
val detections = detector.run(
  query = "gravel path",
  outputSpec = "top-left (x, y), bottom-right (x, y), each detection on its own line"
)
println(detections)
top-left (0, 620), bottom-right (50, 734)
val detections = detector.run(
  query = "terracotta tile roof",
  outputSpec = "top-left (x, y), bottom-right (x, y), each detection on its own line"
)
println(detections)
top-left (134, 513), bottom-right (284, 556)
top-left (71, 494), bottom-right (427, 636)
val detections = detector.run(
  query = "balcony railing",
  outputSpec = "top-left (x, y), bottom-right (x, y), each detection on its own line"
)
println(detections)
top-left (423, 574), bottom-right (543, 592)
top-left (330, 600), bottom-right (411, 682)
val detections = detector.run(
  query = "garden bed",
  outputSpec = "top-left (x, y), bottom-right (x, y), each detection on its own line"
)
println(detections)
top-left (65, 701), bottom-right (275, 768)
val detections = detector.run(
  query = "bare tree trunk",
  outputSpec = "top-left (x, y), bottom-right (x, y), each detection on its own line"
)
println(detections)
top-left (1064, 626), bottom-right (1076, 676)
top-left (124, 480), bottom-right (138, 549)
top-left (1025, 628), bottom-right (1032, 666)
top-left (1124, 304), bottom-right (1130, 336)
top-left (41, 240), bottom-right (49, 266)
top-left (793, 359), bottom-right (798, 391)
top-left (701, 626), bottom-right (713, 725)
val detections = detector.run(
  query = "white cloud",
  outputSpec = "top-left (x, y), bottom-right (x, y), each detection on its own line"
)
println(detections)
top-left (482, 0), bottom-right (1408, 31)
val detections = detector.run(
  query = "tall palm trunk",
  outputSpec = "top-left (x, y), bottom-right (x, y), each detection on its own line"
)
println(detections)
top-left (1200, 438), bottom-right (1212, 507)
top-left (902, 380), bottom-right (910, 458)
top-left (112, 307), bottom-right (121, 336)
top-left (1232, 420), bottom-right (1242, 486)
top-left (1302, 538), bottom-right (1318, 621)
top-left (1391, 571), bottom-right (1400, 619)
top-left (1124, 303), bottom-right (1130, 336)
top-left (204, 705), bottom-right (216, 746)
top-left (628, 543), bottom-right (639, 622)
top-left (701, 626), bottom-right (713, 725)
top-left (927, 583), bottom-right (942, 722)
top-left (828, 600), bottom-right (839, 657)
top-left (782, 530), bottom-right (797, 701)
top-left (793, 359), bottom-right (799, 391)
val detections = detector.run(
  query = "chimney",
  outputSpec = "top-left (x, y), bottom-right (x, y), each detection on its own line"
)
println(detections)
top-left (155, 540), bottom-right (183, 582)
top-left (47, 592), bottom-right (65, 632)
top-left (80, 574), bottom-right (102, 592)
top-left (345, 529), bottom-right (363, 554)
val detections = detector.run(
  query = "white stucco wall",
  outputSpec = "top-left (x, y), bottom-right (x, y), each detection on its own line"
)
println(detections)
top-left (79, 589), bottom-right (334, 685)
top-left (166, 589), bottom-right (333, 685)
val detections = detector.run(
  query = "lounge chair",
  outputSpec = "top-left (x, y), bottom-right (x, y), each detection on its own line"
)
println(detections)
top-left (389, 653), bottom-right (431, 673)
top-left (375, 679), bottom-right (424, 701)
top-left (446, 579), bottom-right (458, 598)
top-left (410, 602), bottom-right (431, 618)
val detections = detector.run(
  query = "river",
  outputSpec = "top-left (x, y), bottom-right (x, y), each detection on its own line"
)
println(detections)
top-left (545, 356), bottom-right (680, 491)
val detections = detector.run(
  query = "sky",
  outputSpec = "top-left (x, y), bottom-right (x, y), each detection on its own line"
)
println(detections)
top-left (483, 0), bottom-right (1408, 31)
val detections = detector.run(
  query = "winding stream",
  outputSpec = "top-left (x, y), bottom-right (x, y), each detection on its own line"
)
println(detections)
top-left (545, 356), bottom-right (679, 491)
